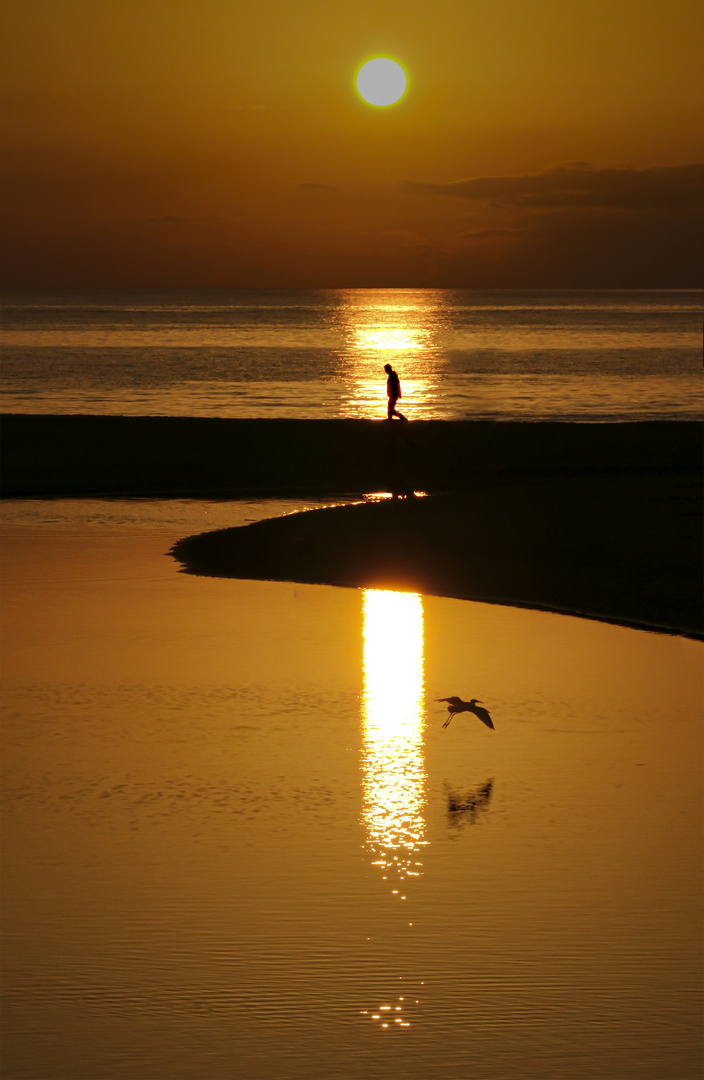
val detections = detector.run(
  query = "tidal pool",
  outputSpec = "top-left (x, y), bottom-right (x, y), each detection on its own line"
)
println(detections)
top-left (1, 502), bottom-right (702, 1079)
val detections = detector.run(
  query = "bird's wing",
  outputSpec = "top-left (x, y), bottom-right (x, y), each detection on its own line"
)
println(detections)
top-left (476, 708), bottom-right (494, 730)
top-left (437, 696), bottom-right (463, 706)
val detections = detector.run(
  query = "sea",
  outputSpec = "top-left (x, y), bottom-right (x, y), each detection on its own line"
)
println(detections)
top-left (2, 288), bottom-right (703, 1079)
top-left (2, 513), bottom-right (702, 1080)
top-left (1, 288), bottom-right (702, 421)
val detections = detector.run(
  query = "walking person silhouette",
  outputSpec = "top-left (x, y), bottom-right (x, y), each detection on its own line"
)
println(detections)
top-left (384, 363), bottom-right (407, 420)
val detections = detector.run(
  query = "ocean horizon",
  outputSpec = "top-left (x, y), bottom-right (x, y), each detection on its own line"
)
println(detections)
top-left (1, 287), bottom-right (701, 422)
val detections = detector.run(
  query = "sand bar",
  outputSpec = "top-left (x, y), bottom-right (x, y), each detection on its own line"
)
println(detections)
top-left (1, 414), bottom-right (701, 496)
top-left (171, 471), bottom-right (702, 639)
top-left (2, 414), bottom-right (700, 637)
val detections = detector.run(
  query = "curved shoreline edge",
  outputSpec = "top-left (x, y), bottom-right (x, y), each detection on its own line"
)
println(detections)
top-left (171, 475), bottom-right (703, 640)
top-left (2, 415), bottom-right (701, 638)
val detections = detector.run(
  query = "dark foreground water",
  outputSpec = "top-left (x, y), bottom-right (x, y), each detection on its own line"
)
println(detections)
top-left (1, 499), bottom-right (702, 1079)
top-left (1, 288), bottom-right (701, 420)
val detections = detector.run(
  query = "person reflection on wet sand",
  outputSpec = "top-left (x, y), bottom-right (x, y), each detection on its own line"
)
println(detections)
top-left (446, 779), bottom-right (494, 830)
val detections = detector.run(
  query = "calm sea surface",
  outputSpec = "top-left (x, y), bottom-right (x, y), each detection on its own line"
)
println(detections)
top-left (2, 288), bottom-right (703, 1075)
top-left (1, 498), bottom-right (702, 1079)
top-left (1, 288), bottom-right (702, 420)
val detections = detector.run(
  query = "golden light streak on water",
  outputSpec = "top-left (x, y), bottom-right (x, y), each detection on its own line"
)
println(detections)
top-left (344, 376), bottom-right (431, 418)
top-left (351, 326), bottom-right (428, 352)
top-left (361, 589), bottom-right (427, 878)
top-left (335, 290), bottom-right (446, 418)
top-left (360, 589), bottom-right (429, 1030)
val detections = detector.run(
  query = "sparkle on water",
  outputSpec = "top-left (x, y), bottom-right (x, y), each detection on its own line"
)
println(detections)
top-left (1, 501), bottom-right (702, 1078)
top-left (1, 288), bottom-right (701, 422)
top-left (361, 589), bottom-right (427, 1029)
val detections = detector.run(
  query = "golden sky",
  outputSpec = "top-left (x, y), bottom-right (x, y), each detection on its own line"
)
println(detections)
top-left (2, 0), bottom-right (703, 287)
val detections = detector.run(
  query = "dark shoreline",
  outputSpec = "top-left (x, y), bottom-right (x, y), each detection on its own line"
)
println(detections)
top-left (1, 414), bottom-right (700, 497)
top-left (171, 473), bottom-right (703, 640)
top-left (2, 414), bottom-right (701, 639)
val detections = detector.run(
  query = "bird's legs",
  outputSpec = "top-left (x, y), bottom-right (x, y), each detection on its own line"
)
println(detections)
top-left (442, 712), bottom-right (455, 728)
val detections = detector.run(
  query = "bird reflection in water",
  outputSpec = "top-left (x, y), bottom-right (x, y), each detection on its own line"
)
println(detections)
top-left (360, 589), bottom-right (427, 1030)
top-left (445, 778), bottom-right (494, 835)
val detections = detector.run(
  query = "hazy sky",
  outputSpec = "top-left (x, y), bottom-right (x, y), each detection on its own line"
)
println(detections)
top-left (2, 0), bottom-right (703, 287)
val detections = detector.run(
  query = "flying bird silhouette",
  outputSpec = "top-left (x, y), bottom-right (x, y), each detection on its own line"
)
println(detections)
top-left (437, 697), bottom-right (495, 730)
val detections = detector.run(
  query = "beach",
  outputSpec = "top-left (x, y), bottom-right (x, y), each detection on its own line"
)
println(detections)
top-left (2, 414), bottom-right (700, 496)
top-left (3, 414), bottom-right (701, 638)
top-left (4, 7), bottom-right (704, 1075)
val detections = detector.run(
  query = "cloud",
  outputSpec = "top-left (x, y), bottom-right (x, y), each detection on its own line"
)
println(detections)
top-left (296, 182), bottom-right (339, 192)
top-left (398, 162), bottom-right (704, 285)
top-left (423, 204), bottom-right (704, 288)
top-left (461, 226), bottom-right (526, 241)
top-left (140, 214), bottom-right (231, 231)
top-left (406, 162), bottom-right (704, 210)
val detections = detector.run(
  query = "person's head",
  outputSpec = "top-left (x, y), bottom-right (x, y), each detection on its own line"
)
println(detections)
top-left (384, 364), bottom-right (392, 374)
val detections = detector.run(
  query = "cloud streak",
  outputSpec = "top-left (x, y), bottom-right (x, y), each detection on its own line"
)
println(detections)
top-left (406, 162), bottom-right (704, 210)
top-left (296, 182), bottom-right (340, 192)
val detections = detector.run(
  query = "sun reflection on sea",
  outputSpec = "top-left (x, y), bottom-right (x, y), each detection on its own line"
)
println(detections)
top-left (360, 588), bottom-right (427, 1030)
top-left (352, 325), bottom-right (428, 353)
top-left (334, 290), bottom-right (450, 419)
top-left (361, 589), bottom-right (426, 875)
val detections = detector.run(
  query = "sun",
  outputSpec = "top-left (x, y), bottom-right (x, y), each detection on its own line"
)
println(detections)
top-left (355, 58), bottom-right (407, 107)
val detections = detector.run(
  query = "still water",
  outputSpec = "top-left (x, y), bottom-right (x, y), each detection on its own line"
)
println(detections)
top-left (1, 500), bottom-right (702, 1079)
top-left (2, 288), bottom-right (702, 421)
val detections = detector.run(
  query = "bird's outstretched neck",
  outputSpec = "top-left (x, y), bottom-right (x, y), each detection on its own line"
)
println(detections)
top-left (438, 696), bottom-right (495, 731)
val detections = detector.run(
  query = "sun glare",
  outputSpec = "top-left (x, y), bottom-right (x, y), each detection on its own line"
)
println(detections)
top-left (353, 326), bottom-right (424, 351)
top-left (361, 589), bottom-right (426, 855)
top-left (355, 58), bottom-right (407, 107)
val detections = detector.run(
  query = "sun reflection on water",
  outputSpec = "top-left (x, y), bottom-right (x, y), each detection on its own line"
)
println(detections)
top-left (352, 325), bottom-right (428, 353)
top-left (361, 589), bottom-right (426, 875)
top-left (334, 290), bottom-right (449, 419)
top-left (360, 588), bottom-right (427, 1030)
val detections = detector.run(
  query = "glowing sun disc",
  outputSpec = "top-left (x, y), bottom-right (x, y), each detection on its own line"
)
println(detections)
top-left (356, 58), bottom-right (407, 107)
